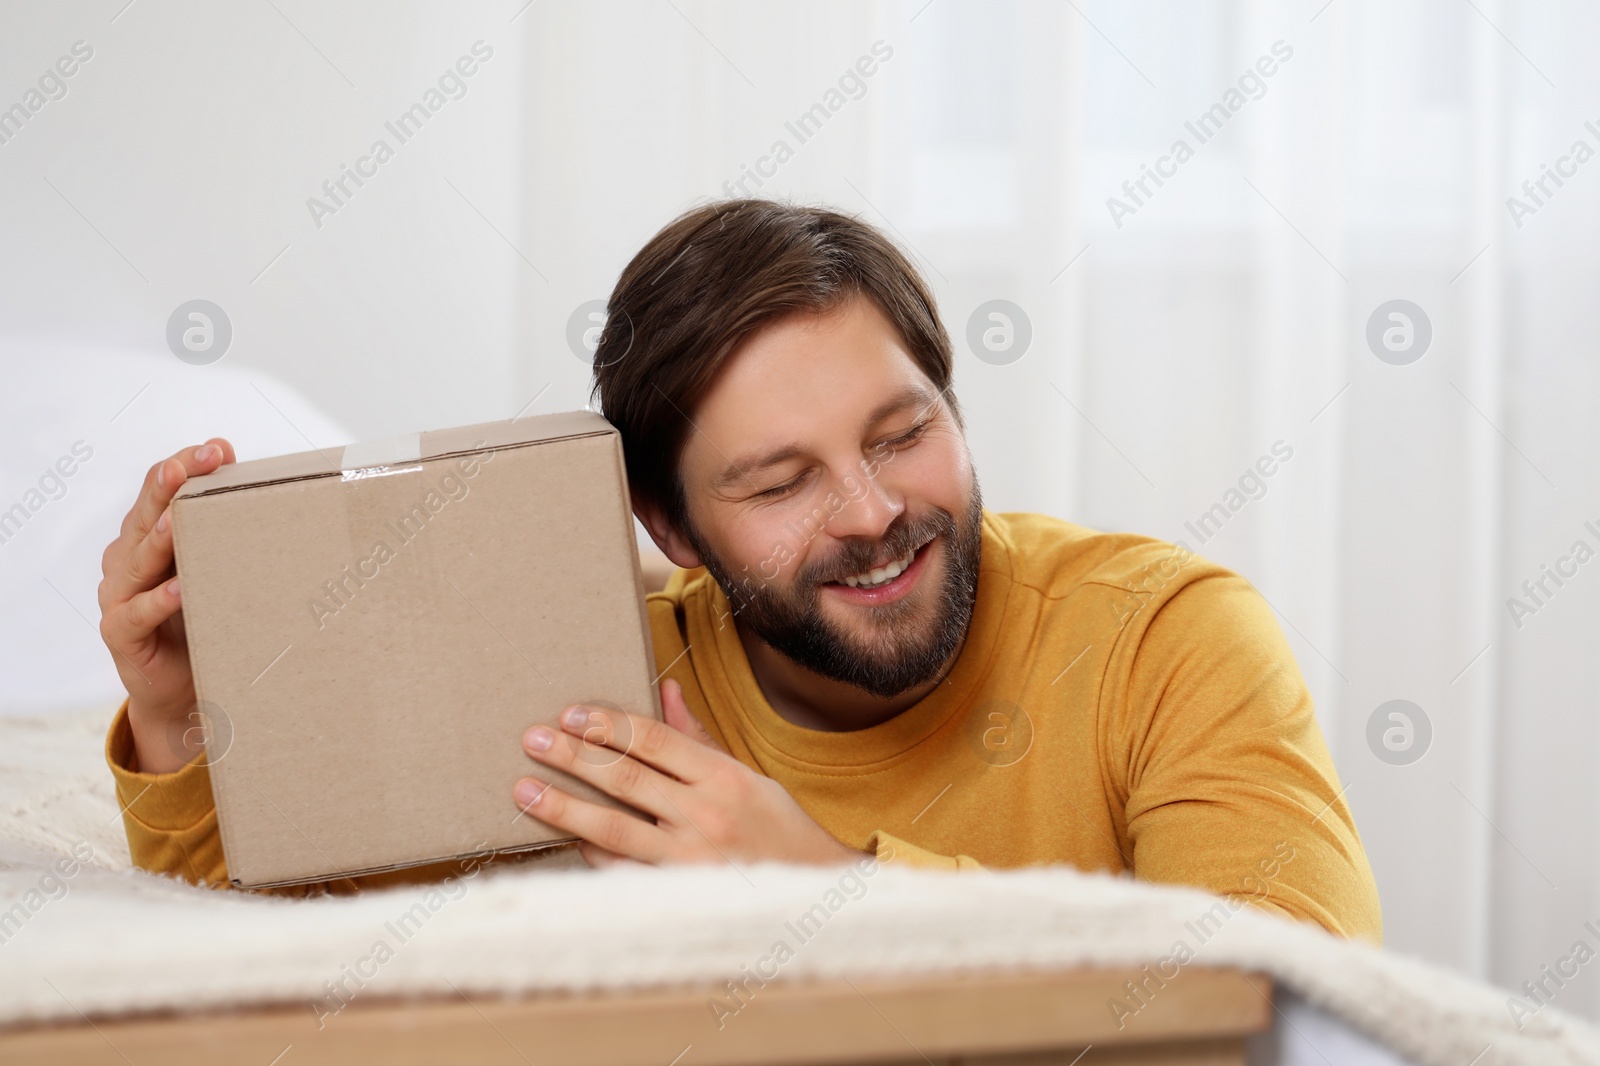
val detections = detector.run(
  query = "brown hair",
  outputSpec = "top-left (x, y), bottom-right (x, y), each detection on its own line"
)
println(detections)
top-left (592, 199), bottom-right (957, 533)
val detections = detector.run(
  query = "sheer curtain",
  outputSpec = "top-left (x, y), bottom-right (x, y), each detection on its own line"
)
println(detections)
top-left (517, 0), bottom-right (1600, 1011)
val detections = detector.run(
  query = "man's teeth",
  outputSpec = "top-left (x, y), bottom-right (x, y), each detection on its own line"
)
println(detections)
top-left (841, 546), bottom-right (917, 589)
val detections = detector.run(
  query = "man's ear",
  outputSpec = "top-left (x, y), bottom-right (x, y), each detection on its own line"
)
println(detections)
top-left (632, 491), bottom-right (704, 570)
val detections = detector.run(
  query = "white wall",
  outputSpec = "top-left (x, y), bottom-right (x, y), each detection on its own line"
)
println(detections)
top-left (0, 0), bottom-right (525, 437)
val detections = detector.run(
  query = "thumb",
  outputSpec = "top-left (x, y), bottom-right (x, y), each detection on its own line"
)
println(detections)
top-left (660, 678), bottom-right (725, 753)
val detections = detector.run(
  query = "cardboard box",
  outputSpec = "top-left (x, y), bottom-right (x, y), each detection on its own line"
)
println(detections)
top-left (170, 411), bottom-right (661, 888)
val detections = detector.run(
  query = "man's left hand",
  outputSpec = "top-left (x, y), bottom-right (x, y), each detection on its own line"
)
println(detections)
top-left (513, 679), bottom-right (868, 869)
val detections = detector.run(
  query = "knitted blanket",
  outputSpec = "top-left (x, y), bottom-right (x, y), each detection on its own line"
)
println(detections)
top-left (2, 708), bottom-right (1596, 1066)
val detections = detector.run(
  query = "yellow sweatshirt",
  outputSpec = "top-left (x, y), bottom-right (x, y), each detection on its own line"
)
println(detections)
top-left (107, 510), bottom-right (1382, 943)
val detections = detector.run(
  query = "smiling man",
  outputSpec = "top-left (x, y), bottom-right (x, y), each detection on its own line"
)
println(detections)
top-left (99, 200), bottom-right (1381, 943)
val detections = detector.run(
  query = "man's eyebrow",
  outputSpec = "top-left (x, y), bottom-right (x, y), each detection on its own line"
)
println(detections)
top-left (709, 384), bottom-right (936, 492)
top-left (863, 382), bottom-right (938, 429)
top-left (710, 443), bottom-right (808, 491)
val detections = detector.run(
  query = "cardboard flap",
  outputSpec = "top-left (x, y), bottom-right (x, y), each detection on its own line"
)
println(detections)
top-left (176, 411), bottom-right (614, 499)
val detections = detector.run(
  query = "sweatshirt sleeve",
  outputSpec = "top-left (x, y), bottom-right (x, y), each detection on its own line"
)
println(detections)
top-left (864, 829), bottom-right (983, 871)
top-left (1107, 572), bottom-right (1384, 944)
top-left (105, 698), bottom-right (230, 888)
top-left (106, 700), bottom-right (528, 896)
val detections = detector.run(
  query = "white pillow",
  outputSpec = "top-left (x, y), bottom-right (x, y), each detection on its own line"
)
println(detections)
top-left (0, 339), bottom-right (351, 716)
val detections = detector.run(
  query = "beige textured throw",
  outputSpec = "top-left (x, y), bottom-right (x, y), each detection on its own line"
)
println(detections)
top-left (2, 708), bottom-right (1596, 1066)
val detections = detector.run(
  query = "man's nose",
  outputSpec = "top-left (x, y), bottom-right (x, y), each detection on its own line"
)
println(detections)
top-left (823, 468), bottom-right (903, 540)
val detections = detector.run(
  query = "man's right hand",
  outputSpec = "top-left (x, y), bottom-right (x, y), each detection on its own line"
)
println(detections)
top-left (98, 440), bottom-right (235, 773)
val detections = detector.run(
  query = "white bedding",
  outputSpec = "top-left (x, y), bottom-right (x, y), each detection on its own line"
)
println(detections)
top-left (3, 707), bottom-right (1596, 1066)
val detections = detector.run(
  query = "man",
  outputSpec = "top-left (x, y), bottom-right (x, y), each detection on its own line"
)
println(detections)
top-left (98, 200), bottom-right (1382, 942)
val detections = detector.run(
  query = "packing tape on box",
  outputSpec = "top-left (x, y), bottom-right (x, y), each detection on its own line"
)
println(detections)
top-left (340, 433), bottom-right (424, 481)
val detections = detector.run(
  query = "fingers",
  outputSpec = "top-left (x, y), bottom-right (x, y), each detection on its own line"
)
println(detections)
top-left (104, 438), bottom-right (234, 599)
top-left (548, 695), bottom-right (726, 786)
top-left (522, 710), bottom-right (685, 821)
top-left (100, 504), bottom-right (177, 609)
top-left (100, 575), bottom-right (183, 650)
top-left (660, 679), bottom-right (726, 754)
top-left (511, 775), bottom-right (666, 862)
top-left (121, 439), bottom-right (234, 542)
top-left (512, 692), bottom-right (732, 862)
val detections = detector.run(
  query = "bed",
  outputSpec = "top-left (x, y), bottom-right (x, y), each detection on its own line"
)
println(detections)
top-left (2, 706), bottom-right (1596, 1066)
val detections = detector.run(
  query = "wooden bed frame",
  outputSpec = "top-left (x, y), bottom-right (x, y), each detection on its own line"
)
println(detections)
top-left (2, 966), bottom-right (1273, 1065)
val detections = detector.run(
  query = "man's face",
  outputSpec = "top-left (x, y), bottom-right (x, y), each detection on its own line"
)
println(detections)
top-left (670, 294), bottom-right (983, 698)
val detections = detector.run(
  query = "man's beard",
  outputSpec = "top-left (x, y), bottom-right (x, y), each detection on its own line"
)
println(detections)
top-left (684, 482), bottom-right (984, 699)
